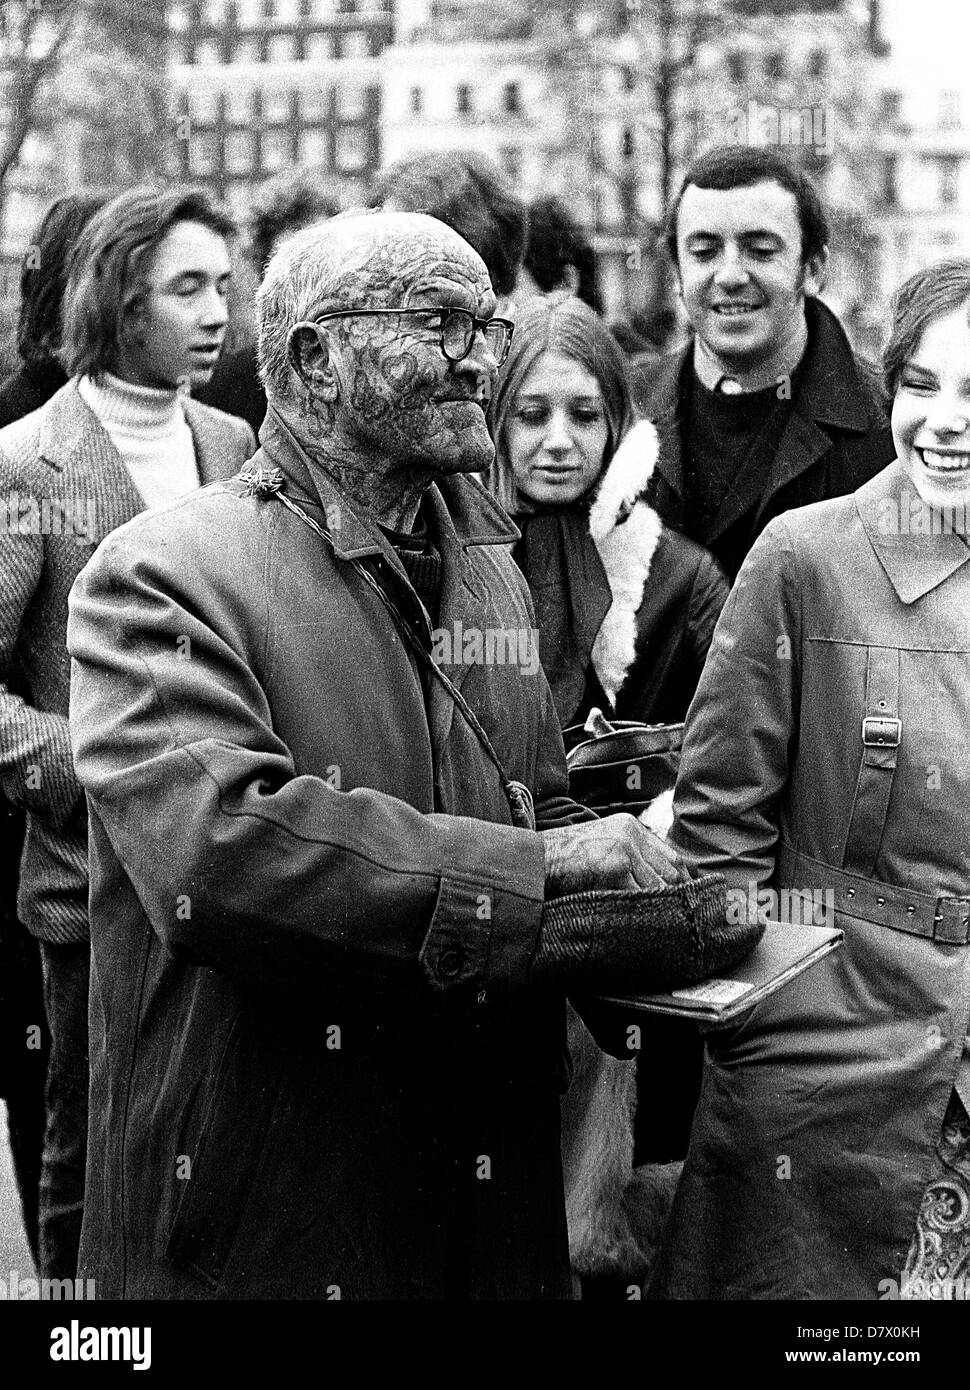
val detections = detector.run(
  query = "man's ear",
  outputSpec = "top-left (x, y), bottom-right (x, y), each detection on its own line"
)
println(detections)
top-left (802, 245), bottom-right (829, 299)
top-left (287, 323), bottom-right (339, 399)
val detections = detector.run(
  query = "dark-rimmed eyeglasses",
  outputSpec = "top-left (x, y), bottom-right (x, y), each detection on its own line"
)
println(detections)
top-left (289, 307), bottom-right (514, 367)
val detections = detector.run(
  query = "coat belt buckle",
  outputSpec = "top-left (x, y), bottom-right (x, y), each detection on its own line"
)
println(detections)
top-left (933, 898), bottom-right (970, 945)
top-left (862, 716), bottom-right (901, 748)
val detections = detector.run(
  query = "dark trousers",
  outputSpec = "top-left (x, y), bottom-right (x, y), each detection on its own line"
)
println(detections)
top-left (1, 797), bottom-right (48, 1269)
top-left (38, 940), bottom-right (89, 1281)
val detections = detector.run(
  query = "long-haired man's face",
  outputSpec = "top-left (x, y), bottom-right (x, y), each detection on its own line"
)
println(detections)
top-left (115, 220), bottom-right (231, 391)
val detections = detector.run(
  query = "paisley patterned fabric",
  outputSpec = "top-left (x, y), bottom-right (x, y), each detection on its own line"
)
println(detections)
top-left (901, 1093), bottom-right (970, 1300)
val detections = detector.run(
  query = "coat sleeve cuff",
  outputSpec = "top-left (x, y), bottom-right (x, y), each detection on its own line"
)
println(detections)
top-left (418, 836), bottom-right (546, 992)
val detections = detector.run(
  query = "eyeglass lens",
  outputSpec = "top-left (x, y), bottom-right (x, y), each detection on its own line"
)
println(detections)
top-left (441, 310), bottom-right (509, 363)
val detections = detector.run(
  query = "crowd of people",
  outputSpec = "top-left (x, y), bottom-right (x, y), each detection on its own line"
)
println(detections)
top-left (0, 139), bottom-right (968, 1301)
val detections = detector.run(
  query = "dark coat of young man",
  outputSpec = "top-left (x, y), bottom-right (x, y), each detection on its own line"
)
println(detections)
top-left (629, 146), bottom-right (895, 585)
top-left (0, 187), bottom-right (253, 1281)
top-left (65, 212), bottom-right (730, 1301)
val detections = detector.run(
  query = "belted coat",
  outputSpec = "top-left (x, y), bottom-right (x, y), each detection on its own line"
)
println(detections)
top-left (66, 413), bottom-right (593, 1301)
top-left (654, 460), bottom-right (970, 1300)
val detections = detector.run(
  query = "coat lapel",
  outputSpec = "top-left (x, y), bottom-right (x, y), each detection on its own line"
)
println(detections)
top-left (38, 382), bottom-right (144, 543)
top-left (856, 460), bottom-right (970, 605)
top-left (183, 397), bottom-right (250, 484)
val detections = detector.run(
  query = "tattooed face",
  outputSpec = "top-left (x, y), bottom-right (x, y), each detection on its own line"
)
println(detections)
top-left (291, 216), bottom-right (500, 484)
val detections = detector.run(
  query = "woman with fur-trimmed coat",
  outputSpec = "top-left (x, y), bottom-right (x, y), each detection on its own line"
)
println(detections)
top-left (487, 294), bottom-right (728, 1292)
top-left (488, 296), bottom-right (727, 737)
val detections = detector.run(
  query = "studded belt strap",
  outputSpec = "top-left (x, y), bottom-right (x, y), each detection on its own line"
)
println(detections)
top-left (779, 845), bottom-right (970, 945)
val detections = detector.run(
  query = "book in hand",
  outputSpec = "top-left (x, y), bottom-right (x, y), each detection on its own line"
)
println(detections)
top-left (599, 921), bottom-right (843, 1023)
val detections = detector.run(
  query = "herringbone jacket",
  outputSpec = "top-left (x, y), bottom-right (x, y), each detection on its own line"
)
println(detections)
top-left (0, 379), bottom-right (254, 943)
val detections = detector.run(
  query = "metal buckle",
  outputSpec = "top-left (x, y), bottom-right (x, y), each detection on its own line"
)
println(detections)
top-left (862, 716), bottom-right (901, 748)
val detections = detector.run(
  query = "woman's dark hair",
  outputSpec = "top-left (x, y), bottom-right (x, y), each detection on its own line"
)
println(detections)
top-left (523, 195), bottom-right (602, 313)
top-left (883, 258), bottom-right (970, 398)
top-left (370, 150), bottom-right (528, 297)
top-left (664, 145), bottom-right (829, 268)
top-left (61, 186), bottom-right (236, 380)
top-left (16, 192), bottom-right (112, 371)
top-left (487, 293), bottom-right (634, 512)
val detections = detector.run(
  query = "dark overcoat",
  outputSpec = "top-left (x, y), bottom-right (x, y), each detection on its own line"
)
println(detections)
top-left (67, 413), bottom-right (590, 1300)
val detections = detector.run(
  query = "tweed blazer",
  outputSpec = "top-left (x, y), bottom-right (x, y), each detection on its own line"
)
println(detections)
top-left (0, 378), bottom-right (254, 943)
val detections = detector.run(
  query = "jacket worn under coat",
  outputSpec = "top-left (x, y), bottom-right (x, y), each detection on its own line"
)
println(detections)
top-left (66, 412), bottom-right (593, 1300)
top-left (0, 380), bottom-right (254, 944)
top-left (629, 296), bottom-right (895, 581)
top-left (655, 460), bottom-right (970, 1299)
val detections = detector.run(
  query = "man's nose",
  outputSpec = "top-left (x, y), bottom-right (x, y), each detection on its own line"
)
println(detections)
top-left (712, 245), bottom-right (750, 289)
top-left (454, 329), bottom-right (498, 393)
top-left (199, 284), bottom-right (229, 329)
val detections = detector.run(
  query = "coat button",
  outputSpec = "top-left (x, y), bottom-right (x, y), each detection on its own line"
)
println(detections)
top-left (437, 948), bottom-right (463, 979)
top-left (846, 888), bottom-right (856, 898)
top-left (906, 906), bottom-right (916, 915)
top-left (876, 897), bottom-right (886, 907)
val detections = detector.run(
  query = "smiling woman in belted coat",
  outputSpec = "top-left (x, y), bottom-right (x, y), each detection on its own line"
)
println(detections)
top-left (653, 259), bottom-right (970, 1301)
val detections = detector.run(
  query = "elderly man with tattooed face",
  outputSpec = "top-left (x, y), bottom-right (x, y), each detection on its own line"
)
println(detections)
top-left (63, 213), bottom-right (723, 1300)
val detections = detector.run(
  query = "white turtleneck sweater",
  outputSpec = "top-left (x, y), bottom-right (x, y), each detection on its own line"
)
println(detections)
top-left (78, 372), bottom-right (200, 509)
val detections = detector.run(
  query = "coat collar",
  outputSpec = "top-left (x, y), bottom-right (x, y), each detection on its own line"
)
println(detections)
top-left (39, 378), bottom-right (236, 485)
top-left (855, 459), bottom-right (970, 605)
top-left (643, 297), bottom-right (877, 512)
top-left (256, 407), bottom-right (520, 562)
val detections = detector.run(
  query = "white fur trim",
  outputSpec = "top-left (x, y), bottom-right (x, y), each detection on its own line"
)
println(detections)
top-left (590, 501), bottom-right (662, 703)
top-left (639, 787), bottom-right (675, 838)
top-left (588, 420), bottom-right (660, 543)
top-left (587, 421), bottom-right (664, 705)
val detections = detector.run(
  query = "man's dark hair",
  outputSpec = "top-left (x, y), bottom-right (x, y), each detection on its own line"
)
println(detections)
top-left (61, 186), bottom-right (235, 380)
top-left (16, 191), bottom-right (112, 371)
top-left (248, 168), bottom-right (342, 276)
top-left (370, 150), bottom-right (528, 297)
top-left (523, 194), bottom-right (602, 313)
top-left (664, 146), bottom-right (830, 267)
top-left (883, 258), bottom-right (970, 399)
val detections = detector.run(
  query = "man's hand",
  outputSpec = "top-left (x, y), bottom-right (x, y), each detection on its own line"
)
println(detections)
top-left (541, 814), bottom-right (688, 898)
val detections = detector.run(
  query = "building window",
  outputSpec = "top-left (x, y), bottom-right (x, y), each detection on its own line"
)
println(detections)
top-left (336, 126), bottom-right (367, 171)
top-left (622, 128), bottom-right (634, 160)
top-left (225, 131), bottom-right (255, 174)
top-left (204, 0), bottom-right (228, 22)
top-left (299, 128), bottom-right (330, 165)
top-left (621, 65), bottom-right (636, 93)
top-left (938, 157), bottom-right (960, 207)
top-left (169, 4), bottom-right (191, 32)
top-left (196, 39), bottom-right (222, 64)
top-left (267, 34), bottom-right (296, 61)
top-left (312, 0), bottom-right (336, 16)
top-left (456, 84), bottom-right (472, 117)
top-left (305, 33), bottom-right (332, 60)
top-left (806, 47), bottom-right (828, 79)
top-left (264, 88), bottom-right (293, 122)
top-left (410, 86), bottom-right (423, 116)
top-left (262, 130), bottom-right (293, 171)
top-left (235, 37), bottom-right (261, 61)
top-left (502, 81), bottom-right (521, 116)
top-left (939, 90), bottom-right (961, 131)
top-left (500, 147), bottom-right (521, 184)
top-left (726, 51), bottom-right (746, 84)
top-left (225, 87), bottom-right (253, 123)
top-left (340, 31), bottom-right (370, 58)
top-left (879, 90), bottom-right (902, 126)
top-left (300, 86), bottom-right (330, 119)
top-left (764, 50), bottom-right (785, 81)
top-left (190, 131), bottom-right (219, 175)
top-left (882, 155), bottom-right (897, 208)
top-left (276, 0), bottom-right (300, 17)
top-left (337, 81), bottom-right (367, 120)
top-left (191, 88), bottom-right (221, 122)
top-left (238, 0), bottom-right (261, 26)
